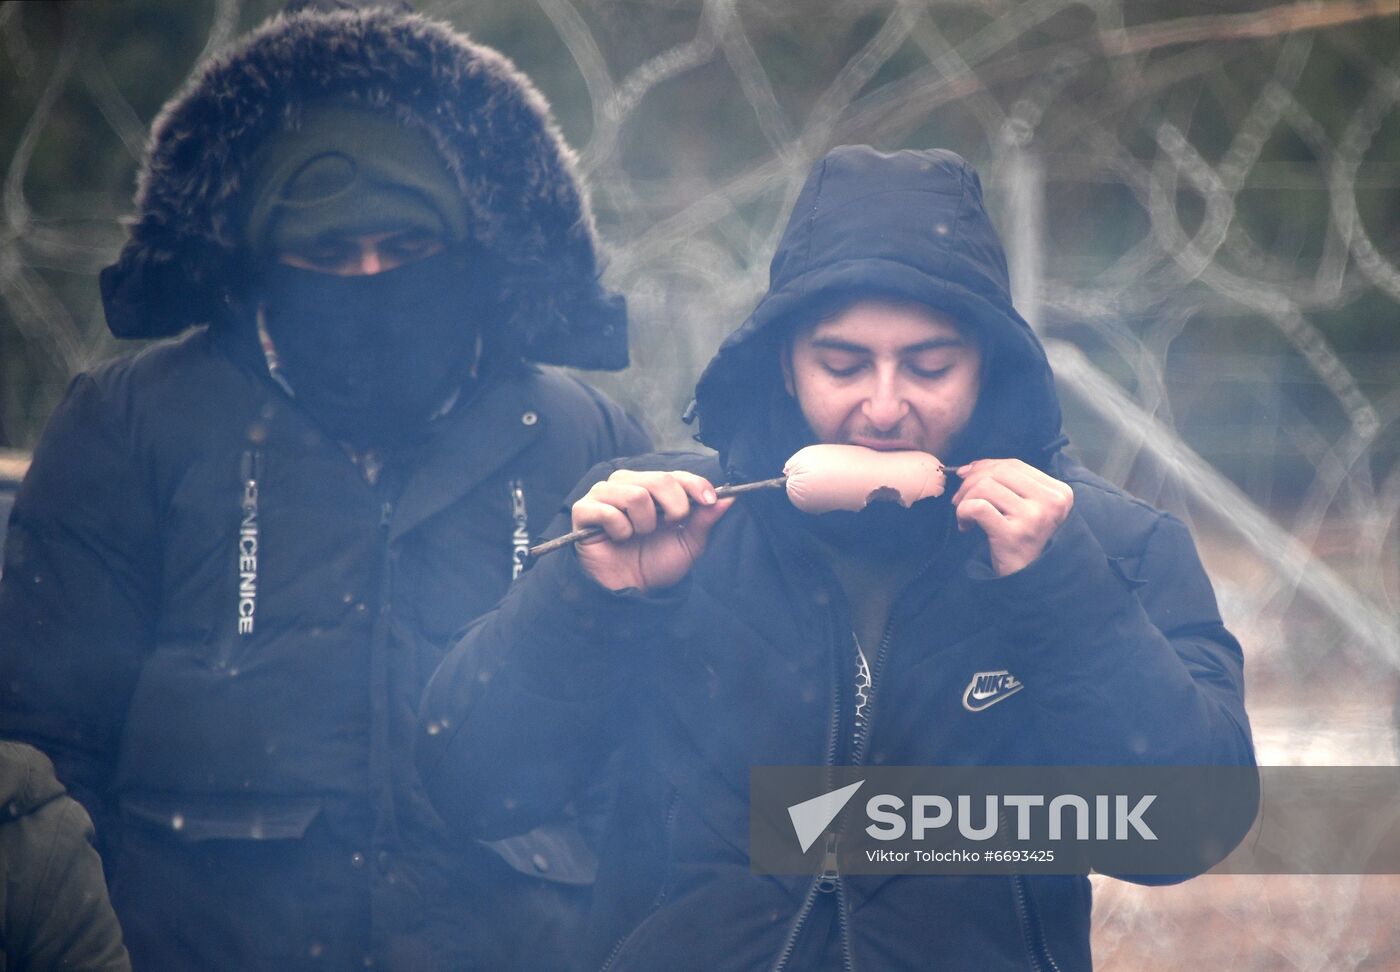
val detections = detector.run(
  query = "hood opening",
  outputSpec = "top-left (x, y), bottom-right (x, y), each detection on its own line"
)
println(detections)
top-left (691, 146), bottom-right (1065, 477)
top-left (100, 6), bottom-right (628, 370)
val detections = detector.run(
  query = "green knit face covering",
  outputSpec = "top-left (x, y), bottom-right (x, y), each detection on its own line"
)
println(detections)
top-left (242, 103), bottom-right (469, 260)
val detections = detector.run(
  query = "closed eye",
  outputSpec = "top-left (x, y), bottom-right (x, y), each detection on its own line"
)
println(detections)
top-left (382, 232), bottom-right (444, 262)
top-left (295, 243), bottom-right (357, 269)
top-left (908, 365), bottom-right (952, 379)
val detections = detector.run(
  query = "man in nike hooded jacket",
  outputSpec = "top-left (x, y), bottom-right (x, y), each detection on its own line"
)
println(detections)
top-left (419, 146), bottom-right (1255, 970)
top-left (0, 3), bottom-right (647, 969)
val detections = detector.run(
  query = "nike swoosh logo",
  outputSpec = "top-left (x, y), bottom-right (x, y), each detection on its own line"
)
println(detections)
top-left (962, 671), bottom-right (1025, 713)
top-left (963, 684), bottom-right (1024, 711)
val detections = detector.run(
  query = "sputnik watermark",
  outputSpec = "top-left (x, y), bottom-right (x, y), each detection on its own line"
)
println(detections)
top-left (750, 766), bottom-right (1261, 876)
top-left (863, 791), bottom-right (1156, 841)
top-left (788, 780), bottom-right (863, 852)
top-left (785, 779), bottom-right (1155, 852)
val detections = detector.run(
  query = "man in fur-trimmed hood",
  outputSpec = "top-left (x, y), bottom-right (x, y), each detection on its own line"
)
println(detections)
top-left (0, 3), bottom-right (649, 969)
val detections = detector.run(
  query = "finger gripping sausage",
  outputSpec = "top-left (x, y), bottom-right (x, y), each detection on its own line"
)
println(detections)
top-left (782, 444), bottom-right (947, 514)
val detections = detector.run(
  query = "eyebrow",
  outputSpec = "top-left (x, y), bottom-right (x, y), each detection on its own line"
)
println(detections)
top-left (808, 337), bottom-right (966, 354)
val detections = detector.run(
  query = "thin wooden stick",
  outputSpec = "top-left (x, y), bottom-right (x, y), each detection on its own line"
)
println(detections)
top-left (527, 475), bottom-right (788, 558)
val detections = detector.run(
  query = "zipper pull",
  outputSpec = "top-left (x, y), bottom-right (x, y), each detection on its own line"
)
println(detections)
top-left (380, 501), bottom-right (393, 528)
top-left (240, 449), bottom-right (260, 486)
top-left (816, 833), bottom-right (840, 893)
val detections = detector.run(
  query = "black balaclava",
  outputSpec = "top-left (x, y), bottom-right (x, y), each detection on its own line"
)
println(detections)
top-left (242, 105), bottom-right (484, 449)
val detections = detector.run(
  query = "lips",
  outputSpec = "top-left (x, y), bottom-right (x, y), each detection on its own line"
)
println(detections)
top-left (847, 437), bottom-right (922, 452)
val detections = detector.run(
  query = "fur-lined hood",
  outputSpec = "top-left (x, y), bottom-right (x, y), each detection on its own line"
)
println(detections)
top-left (100, 5), bottom-right (627, 370)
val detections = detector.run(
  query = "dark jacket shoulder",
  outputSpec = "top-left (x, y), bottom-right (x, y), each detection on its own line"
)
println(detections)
top-left (519, 367), bottom-right (651, 455)
top-left (1056, 457), bottom-right (1180, 560)
top-left (82, 327), bottom-right (239, 400)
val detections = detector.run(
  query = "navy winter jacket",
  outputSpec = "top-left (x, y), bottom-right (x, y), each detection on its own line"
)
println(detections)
top-left (2, 6), bottom-right (649, 969)
top-left (420, 147), bottom-right (1255, 971)
top-left (0, 326), bottom-right (648, 969)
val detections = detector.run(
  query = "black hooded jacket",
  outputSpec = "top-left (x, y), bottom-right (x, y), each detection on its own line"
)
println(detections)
top-left (0, 6), bottom-right (648, 970)
top-left (419, 147), bottom-right (1255, 971)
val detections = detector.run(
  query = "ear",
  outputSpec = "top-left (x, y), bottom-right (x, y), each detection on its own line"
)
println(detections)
top-left (780, 341), bottom-right (796, 397)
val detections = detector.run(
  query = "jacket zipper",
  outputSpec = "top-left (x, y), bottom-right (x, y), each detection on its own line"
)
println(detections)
top-left (772, 624), bottom-right (890, 972)
top-left (850, 627), bottom-right (894, 767)
top-left (774, 622), bottom-right (894, 972)
top-left (1009, 864), bottom-right (1062, 972)
top-left (997, 805), bottom-right (1041, 972)
top-left (835, 625), bottom-right (897, 972)
top-left (865, 552), bottom-right (1064, 972)
top-left (598, 788), bottom-right (681, 971)
top-left (364, 492), bottom-right (401, 961)
top-left (778, 552), bottom-right (940, 972)
top-left (770, 619), bottom-right (846, 972)
top-left (773, 527), bottom-right (955, 972)
top-left (1010, 872), bottom-right (1053, 972)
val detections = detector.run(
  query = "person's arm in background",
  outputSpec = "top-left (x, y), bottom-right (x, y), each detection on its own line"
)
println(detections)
top-left (1, 743), bottom-right (131, 972)
top-left (0, 372), bottom-right (159, 840)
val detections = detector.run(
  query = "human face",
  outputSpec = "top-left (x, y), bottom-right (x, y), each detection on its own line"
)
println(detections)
top-left (275, 228), bottom-right (446, 276)
top-left (784, 300), bottom-right (981, 457)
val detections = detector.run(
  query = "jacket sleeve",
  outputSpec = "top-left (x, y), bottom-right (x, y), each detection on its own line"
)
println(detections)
top-left (974, 501), bottom-right (1256, 881)
top-left (974, 502), bottom-right (1253, 768)
top-left (419, 468), bottom-right (681, 840)
top-left (14, 796), bottom-right (133, 972)
top-left (0, 373), bottom-right (159, 833)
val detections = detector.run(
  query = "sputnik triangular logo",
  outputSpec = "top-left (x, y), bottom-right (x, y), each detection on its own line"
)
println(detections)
top-left (787, 780), bottom-right (865, 853)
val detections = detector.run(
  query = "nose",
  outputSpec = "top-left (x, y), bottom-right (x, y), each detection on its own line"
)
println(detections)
top-left (356, 243), bottom-right (385, 276)
top-left (861, 368), bottom-right (908, 431)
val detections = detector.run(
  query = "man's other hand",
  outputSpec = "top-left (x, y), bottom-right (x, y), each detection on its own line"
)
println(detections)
top-left (572, 470), bottom-right (735, 592)
top-left (951, 459), bottom-right (1074, 576)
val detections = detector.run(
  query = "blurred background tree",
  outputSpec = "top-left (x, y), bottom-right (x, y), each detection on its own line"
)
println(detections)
top-left (3, 1), bottom-right (1399, 965)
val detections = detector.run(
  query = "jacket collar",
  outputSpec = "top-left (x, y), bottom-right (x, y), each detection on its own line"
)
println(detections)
top-left (211, 320), bottom-right (542, 540)
top-left (388, 370), bottom-right (541, 542)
